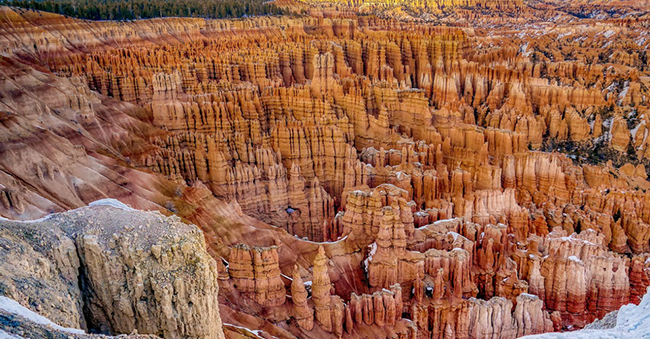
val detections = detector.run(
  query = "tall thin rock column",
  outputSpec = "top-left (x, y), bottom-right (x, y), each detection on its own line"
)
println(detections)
top-left (312, 245), bottom-right (332, 331)
top-left (291, 266), bottom-right (314, 330)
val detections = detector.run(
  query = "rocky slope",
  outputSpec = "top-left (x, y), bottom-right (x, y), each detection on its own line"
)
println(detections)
top-left (0, 200), bottom-right (225, 339)
top-left (0, 1), bottom-right (649, 338)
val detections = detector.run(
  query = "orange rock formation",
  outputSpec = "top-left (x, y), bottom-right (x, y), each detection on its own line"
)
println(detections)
top-left (0, 2), bottom-right (650, 338)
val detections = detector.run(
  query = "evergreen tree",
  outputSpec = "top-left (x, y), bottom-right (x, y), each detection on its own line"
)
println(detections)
top-left (5, 0), bottom-right (285, 20)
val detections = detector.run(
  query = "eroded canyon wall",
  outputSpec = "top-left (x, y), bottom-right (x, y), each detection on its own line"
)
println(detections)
top-left (0, 3), bottom-right (650, 339)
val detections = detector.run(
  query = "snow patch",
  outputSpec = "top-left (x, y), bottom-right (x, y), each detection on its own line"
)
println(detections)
top-left (0, 296), bottom-right (85, 335)
top-left (0, 329), bottom-right (26, 339)
top-left (223, 323), bottom-right (264, 338)
top-left (363, 243), bottom-right (378, 273)
top-left (568, 255), bottom-right (581, 262)
top-left (10, 214), bottom-right (54, 223)
top-left (605, 82), bottom-right (618, 93)
top-left (630, 121), bottom-right (644, 139)
top-left (603, 30), bottom-right (616, 38)
top-left (88, 198), bottom-right (135, 211)
top-left (618, 82), bottom-right (630, 105)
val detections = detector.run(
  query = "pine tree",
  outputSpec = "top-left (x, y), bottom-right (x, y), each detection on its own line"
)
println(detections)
top-left (5, 0), bottom-right (283, 20)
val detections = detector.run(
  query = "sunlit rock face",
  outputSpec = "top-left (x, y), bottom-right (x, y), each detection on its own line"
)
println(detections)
top-left (1, 1), bottom-right (650, 338)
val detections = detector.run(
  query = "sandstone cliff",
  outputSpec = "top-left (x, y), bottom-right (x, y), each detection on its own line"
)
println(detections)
top-left (0, 200), bottom-right (225, 339)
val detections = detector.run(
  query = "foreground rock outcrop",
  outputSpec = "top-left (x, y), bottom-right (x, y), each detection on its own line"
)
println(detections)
top-left (0, 200), bottom-right (225, 339)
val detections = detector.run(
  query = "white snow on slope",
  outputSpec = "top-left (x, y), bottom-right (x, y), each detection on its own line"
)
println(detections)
top-left (0, 296), bottom-right (85, 335)
top-left (88, 198), bottom-right (135, 211)
top-left (522, 287), bottom-right (650, 338)
top-left (0, 199), bottom-right (134, 223)
top-left (0, 329), bottom-right (26, 339)
top-left (223, 323), bottom-right (264, 338)
top-left (603, 30), bottom-right (617, 38)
